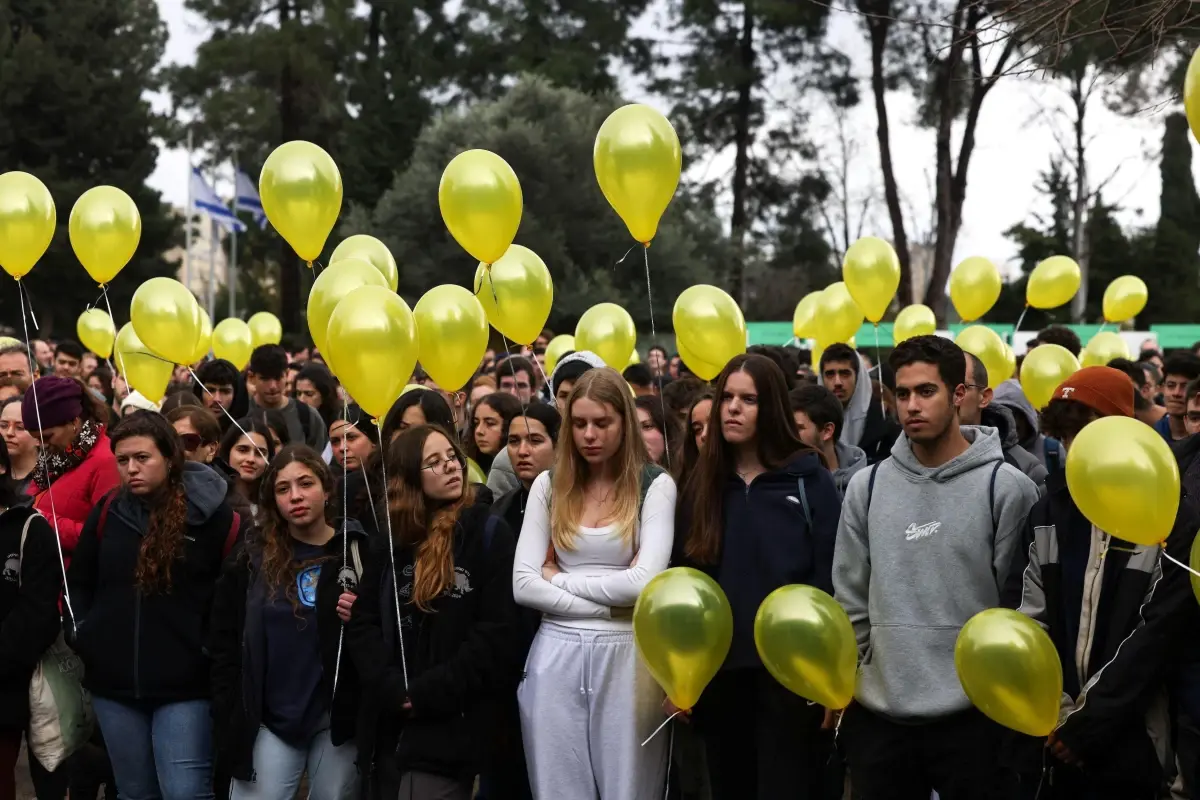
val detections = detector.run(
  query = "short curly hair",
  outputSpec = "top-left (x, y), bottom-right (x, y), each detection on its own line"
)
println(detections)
top-left (1040, 398), bottom-right (1098, 442)
top-left (1036, 325), bottom-right (1081, 357)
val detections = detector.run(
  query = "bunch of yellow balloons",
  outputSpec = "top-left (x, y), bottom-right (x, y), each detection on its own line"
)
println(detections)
top-left (595, 104), bottom-right (682, 245)
top-left (259, 141), bottom-right (343, 264)
top-left (673, 285), bottom-right (745, 381)
top-left (474, 245), bottom-right (553, 345)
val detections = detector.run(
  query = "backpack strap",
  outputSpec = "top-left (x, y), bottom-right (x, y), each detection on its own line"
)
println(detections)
top-left (866, 462), bottom-right (882, 512)
top-left (16, 511), bottom-right (40, 587)
top-left (794, 476), bottom-right (813, 527)
top-left (1044, 438), bottom-right (1062, 473)
top-left (222, 512), bottom-right (241, 559)
top-left (482, 514), bottom-right (500, 553)
top-left (95, 490), bottom-right (119, 542)
top-left (989, 461), bottom-right (1002, 528)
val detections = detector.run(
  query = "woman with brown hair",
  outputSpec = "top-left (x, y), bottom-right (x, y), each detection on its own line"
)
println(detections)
top-left (65, 410), bottom-right (245, 799)
top-left (209, 445), bottom-right (367, 799)
top-left (347, 424), bottom-right (518, 799)
top-left (513, 367), bottom-right (676, 799)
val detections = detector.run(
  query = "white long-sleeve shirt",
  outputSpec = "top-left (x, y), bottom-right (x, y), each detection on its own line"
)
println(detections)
top-left (513, 470), bottom-right (677, 630)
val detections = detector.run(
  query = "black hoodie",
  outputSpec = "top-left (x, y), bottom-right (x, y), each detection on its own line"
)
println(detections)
top-left (66, 463), bottom-right (245, 703)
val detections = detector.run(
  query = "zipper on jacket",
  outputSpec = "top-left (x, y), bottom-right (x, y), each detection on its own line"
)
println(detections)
top-left (133, 591), bottom-right (142, 699)
top-left (1076, 530), bottom-right (1108, 685)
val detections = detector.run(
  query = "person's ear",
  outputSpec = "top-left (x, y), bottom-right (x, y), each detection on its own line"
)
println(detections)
top-left (821, 423), bottom-right (836, 444)
top-left (952, 383), bottom-right (966, 408)
top-left (981, 387), bottom-right (993, 409)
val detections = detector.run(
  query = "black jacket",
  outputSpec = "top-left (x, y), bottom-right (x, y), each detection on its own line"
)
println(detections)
top-left (65, 464), bottom-right (245, 703)
top-left (1001, 470), bottom-right (1199, 785)
top-left (858, 399), bottom-right (901, 465)
top-left (346, 500), bottom-right (518, 783)
top-left (0, 508), bottom-right (62, 731)
top-left (208, 518), bottom-right (370, 783)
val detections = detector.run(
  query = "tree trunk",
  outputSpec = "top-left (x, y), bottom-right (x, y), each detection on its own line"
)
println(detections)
top-left (1069, 71), bottom-right (1089, 321)
top-left (278, 0), bottom-right (303, 338)
top-left (729, 2), bottom-right (754, 310)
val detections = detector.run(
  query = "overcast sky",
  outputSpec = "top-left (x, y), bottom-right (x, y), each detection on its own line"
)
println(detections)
top-left (150, 0), bottom-right (1194, 276)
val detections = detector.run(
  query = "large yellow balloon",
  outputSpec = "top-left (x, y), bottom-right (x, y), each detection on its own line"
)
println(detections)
top-left (307, 258), bottom-right (389, 354)
top-left (792, 292), bottom-right (822, 339)
top-left (467, 458), bottom-right (487, 486)
top-left (594, 104), bottom-right (682, 244)
top-left (1189, 532), bottom-right (1200, 607)
top-left (1019, 344), bottom-right (1080, 411)
top-left (114, 323), bottom-right (172, 403)
top-left (842, 237), bottom-right (900, 323)
top-left (816, 282), bottom-right (863, 345)
top-left (1027, 255), bottom-right (1081, 310)
top-left (325, 286), bottom-right (419, 420)
top-left (0, 172), bottom-right (55, 279)
top-left (189, 310), bottom-right (213, 364)
top-left (673, 285), bottom-right (746, 376)
top-left (544, 334), bottom-right (575, 376)
top-left (1185, 44), bottom-right (1200, 146)
top-left (955, 609), bottom-right (1062, 737)
top-left (1102, 275), bottom-right (1148, 323)
top-left (632, 567), bottom-right (732, 710)
top-left (677, 337), bottom-right (724, 382)
top-left (1002, 342), bottom-right (1018, 382)
top-left (212, 318), bottom-right (254, 371)
top-left (259, 141), bottom-right (343, 262)
top-left (473, 245), bottom-right (553, 345)
top-left (1067, 415), bottom-right (1180, 546)
top-left (1080, 331), bottom-right (1130, 368)
top-left (949, 257), bottom-right (1001, 322)
top-left (754, 585), bottom-right (857, 710)
top-left (77, 309), bottom-right (115, 360)
top-left (439, 150), bottom-right (523, 265)
top-left (575, 303), bottom-right (636, 369)
top-left (330, 234), bottom-right (398, 292)
top-left (414, 285), bottom-right (489, 392)
top-left (130, 278), bottom-right (202, 365)
top-left (893, 304), bottom-right (936, 344)
top-left (70, 186), bottom-right (141, 285)
top-left (248, 311), bottom-right (282, 348)
top-left (955, 325), bottom-right (1008, 390)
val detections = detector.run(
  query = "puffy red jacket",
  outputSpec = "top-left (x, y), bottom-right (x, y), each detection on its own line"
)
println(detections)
top-left (26, 431), bottom-right (119, 565)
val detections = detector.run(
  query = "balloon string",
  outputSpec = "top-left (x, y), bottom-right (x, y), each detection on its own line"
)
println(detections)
top-left (331, 395), bottom-right (350, 699)
top-left (98, 285), bottom-right (126, 396)
top-left (872, 323), bottom-right (882, 378)
top-left (662, 720), bottom-right (674, 800)
top-left (17, 281), bottom-right (77, 632)
top-left (641, 709), bottom-right (681, 747)
top-left (486, 274), bottom-right (536, 467)
top-left (1161, 547), bottom-right (1200, 579)
top-left (186, 367), bottom-right (267, 460)
top-left (378, 420), bottom-right (408, 693)
top-left (1096, 321), bottom-right (1109, 335)
top-left (642, 245), bottom-right (671, 472)
top-left (1011, 304), bottom-right (1030, 346)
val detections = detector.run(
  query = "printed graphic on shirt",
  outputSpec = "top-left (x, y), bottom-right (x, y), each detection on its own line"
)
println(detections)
top-left (2, 553), bottom-right (17, 584)
top-left (297, 564), bottom-right (322, 608)
top-left (904, 521), bottom-right (942, 541)
top-left (337, 564), bottom-right (358, 592)
top-left (448, 567), bottom-right (472, 598)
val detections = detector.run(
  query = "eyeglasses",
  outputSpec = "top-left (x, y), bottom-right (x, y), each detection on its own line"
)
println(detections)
top-left (421, 458), bottom-right (463, 475)
top-left (179, 433), bottom-right (208, 452)
top-left (963, 384), bottom-right (987, 392)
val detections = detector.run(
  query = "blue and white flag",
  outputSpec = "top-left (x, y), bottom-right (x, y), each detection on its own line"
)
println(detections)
top-left (234, 170), bottom-right (267, 229)
top-left (190, 168), bottom-right (246, 233)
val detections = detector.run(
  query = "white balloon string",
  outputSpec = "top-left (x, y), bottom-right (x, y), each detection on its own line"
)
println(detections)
top-left (378, 421), bottom-right (408, 691)
top-left (98, 285), bottom-right (126, 398)
top-left (872, 323), bottom-right (882, 378)
top-left (1162, 547), bottom-right (1200, 579)
top-left (662, 721), bottom-right (674, 800)
top-left (641, 246), bottom-right (671, 472)
top-left (331, 395), bottom-right (350, 698)
top-left (186, 367), bottom-right (267, 460)
top-left (1011, 304), bottom-right (1031, 345)
top-left (18, 281), bottom-right (77, 631)
top-left (641, 709), bottom-right (681, 747)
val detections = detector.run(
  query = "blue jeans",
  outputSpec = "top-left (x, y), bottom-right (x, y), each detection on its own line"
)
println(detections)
top-left (228, 722), bottom-right (358, 800)
top-left (91, 696), bottom-right (214, 800)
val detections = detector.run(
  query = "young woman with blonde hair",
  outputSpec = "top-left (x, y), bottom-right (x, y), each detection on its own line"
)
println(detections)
top-left (513, 367), bottom-right (677, 799)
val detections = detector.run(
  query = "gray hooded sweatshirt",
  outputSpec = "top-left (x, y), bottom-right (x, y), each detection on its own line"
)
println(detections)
top-left (825, 352), bottom-right (873, 448)
top-left (991, 379), bottom-right (1049, 470)
top-left (978, 404), bottom-right (1048, 491)
top-left (833, 426), bottom-right (1040, 720)
top-left (832, 441), bottom-right (867, 498)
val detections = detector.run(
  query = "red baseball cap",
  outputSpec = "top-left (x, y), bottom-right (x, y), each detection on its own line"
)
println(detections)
top-left (1052, 366), bottom-right (1135, 418)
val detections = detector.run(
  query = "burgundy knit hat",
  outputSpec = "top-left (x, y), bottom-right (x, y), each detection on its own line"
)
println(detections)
top-left (1051, 366), bottom-right (1135, 418)
top-left (22, 376), bottom-right (85, 432)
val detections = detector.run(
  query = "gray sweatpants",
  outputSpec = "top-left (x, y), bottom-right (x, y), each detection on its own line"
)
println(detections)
top-left (518, 621), bottom-right (668, 799)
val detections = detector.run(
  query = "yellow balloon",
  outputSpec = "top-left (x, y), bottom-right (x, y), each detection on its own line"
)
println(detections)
top-left (77, 309), bottom-right (116, 360)
top-left (467, 458), bottom-right (487, 486)
top-left (0, 172), bottom-right (55, 279)
top-left (212, 318), bottom-right (254, 371)
top-left (1186, 44), bottom-right (1200, 148)
top-left (754, 585), bottom-right (857, 710)
top-left (632, 567), bottom-right (732, 710)
top-left (575, 303), bottom-right (636, 369)
top-left (955, 325), bottom-right (1008, 390)
top-left (439, 150), bottom-right (523, 265)
top-left (130, 278), bottom-right (202, 365)
top-left (414, 285), bottom-right (489, 392)
top-left (307, 258), bottom-right (389, 354)
top-left (594, 104), bottom-right (682, 244)
top-left (955, 608), bottom-right (1062, 737)
top-left (627, 350), bottom-right (641, 367)
top-left (1027, 255), bottom-right (1081, 310)
top-left (1080, 331), bottom-right (1130, 368)
top-left (677, 337), bottom-right (724, 382)
top-left (190, 310), bottom-right (213, 364)
top-left (69, 186), bottom-right (141, 285)
top-left (1002, 342), bottom-right (1017, 382)
top-left (1019, 344), bottom-right (1080, 411)
top-left (473, 245), bottom-right (553, 345)
top-left (330, 234), bottom-right (399, 292)
top-left (1102, 275), bottom-right (1148, 323)
top-left (113, 323), bottom-right (173, 403)
top-left (842, 237), bottom-right (900, 323)
top-left (673, 285), bottom-right (746, 375)
top-left (0, 338), bottom-right (19, 350)
top-left (325, 286), bottom-right (419, 420)
top-left (1189, 532), bottom-right (1200, 607)
top-left (892, 304), bottom-right (936, 344)
top-left (816, 282), bottom-right (863, 345)
top-left (259, 141), bottom-right (343, 262)
top-left (792, 292), bottom-right (822, 339)
top-left (248, 311), bottom-right (282, 348)
top-left (949, 257), bottom-right (1001, 322)
top-left (544, 334), bottom-right (575, 376)
top-left (1067, 415), bottom-right (1179, 546)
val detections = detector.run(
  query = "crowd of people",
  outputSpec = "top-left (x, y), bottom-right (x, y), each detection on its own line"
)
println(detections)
top-left (0, 323), bottom-right (1196, 800)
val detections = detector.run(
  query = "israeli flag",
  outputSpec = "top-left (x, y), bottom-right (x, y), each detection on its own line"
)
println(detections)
top-left (190, 168), bottom-right (246, 233)
top-left (234, 170), bottom-right (267, 229)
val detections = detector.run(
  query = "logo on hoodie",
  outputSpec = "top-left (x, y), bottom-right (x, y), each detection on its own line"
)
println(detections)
top-left (904, 521), bottom-right (941, 541)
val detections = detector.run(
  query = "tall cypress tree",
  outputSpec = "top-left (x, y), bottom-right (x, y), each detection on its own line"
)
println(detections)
top-left (1146, 112), bottom-right (1200, 323)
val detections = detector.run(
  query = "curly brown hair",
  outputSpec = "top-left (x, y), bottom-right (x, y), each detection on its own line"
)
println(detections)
top-left (109, 411), bottom-right (188, 594)
top-left (254, 444), bottom-right (334, 613)
top-left (384, 425), bottom-right (474, 612)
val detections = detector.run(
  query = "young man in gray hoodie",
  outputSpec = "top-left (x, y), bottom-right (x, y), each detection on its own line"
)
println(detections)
top-left (833, 335), bottom-right (1040, 799)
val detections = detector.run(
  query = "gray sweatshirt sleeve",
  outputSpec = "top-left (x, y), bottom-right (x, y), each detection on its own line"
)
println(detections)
top-left (833, 466), bottom-right (874, 657)
top-left (486, 448), bottom-right (521, 495)
top-left (991, 466), bottom-right (1040, 593)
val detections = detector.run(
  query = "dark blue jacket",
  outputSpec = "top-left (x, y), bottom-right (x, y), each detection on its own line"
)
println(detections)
top-left (676, 451), bottom-right (842, 670)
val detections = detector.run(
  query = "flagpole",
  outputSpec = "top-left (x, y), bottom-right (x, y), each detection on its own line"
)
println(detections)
top-left (230, 149), bottom-right (239, 320)
top-left (207, 214), bottom-right (217, 321)
top-left (184, 129), bottom-right (193, 293)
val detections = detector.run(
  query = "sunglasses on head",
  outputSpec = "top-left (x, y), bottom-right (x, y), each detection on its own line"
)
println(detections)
top-left (179, 433), bottom-right (208, 452)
